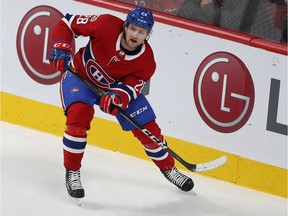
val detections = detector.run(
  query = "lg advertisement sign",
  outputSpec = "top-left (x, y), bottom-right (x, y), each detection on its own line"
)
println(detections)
top-left (16, 5), bottom-right (75, 85)
top-left (194, 52), bottom-right (286, 136)
top-left (193, 52), bottom-right (255, 133)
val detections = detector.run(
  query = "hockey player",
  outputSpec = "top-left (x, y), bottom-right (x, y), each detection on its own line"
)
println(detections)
top-left (49, 6), bottom-right (194, 201)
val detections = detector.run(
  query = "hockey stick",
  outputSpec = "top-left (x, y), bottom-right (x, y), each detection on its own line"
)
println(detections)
top-left (68, 67), bottom-right (227, 172)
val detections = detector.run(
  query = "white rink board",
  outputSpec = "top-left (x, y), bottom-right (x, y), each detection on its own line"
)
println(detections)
top-left (1, 0), bottom-right (287, 168)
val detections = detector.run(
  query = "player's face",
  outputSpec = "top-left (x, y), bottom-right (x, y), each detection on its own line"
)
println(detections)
top-left (122, 24), bottom-right (149, 51)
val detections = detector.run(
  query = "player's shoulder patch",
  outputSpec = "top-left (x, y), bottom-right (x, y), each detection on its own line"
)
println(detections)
top-left (90, 15), bottom-right (98, 22)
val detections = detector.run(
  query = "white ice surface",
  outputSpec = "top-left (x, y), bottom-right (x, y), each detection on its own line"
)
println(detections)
top-left (1, 121), bottom-right (287, 216)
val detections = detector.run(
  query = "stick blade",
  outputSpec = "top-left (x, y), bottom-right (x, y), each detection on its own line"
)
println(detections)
top-left (194, 156), bottom-right (227, 172)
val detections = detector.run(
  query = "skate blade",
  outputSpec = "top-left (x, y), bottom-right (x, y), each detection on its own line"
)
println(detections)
top-left (68, 195), bottom-right (83, 206)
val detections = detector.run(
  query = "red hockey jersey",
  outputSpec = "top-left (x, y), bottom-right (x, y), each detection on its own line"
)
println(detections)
top-left (52, 13), bottom-right (156, 100)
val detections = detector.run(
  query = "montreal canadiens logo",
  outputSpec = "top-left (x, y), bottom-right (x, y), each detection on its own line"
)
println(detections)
top-left (193, 52), bottom-right (255, 133)
top-left (16, 6), bottom-right (75, 85)
top-left (85, 59), bottom-right (115, 88)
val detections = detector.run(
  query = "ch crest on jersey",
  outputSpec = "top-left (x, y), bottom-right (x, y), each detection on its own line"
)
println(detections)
top-left (85, 59), bottom-right (115, 89)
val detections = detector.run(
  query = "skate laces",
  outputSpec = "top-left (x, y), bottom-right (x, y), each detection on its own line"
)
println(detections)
top-left (164, 167), bottom-right (188, 187)
top-left (67, 169), bottom-right (83, 190)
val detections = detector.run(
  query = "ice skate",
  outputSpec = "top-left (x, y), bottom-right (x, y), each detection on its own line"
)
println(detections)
top-left (161, 167), bottom-right (194, 192)
top-left (66, 169), bottom-right (85, 206)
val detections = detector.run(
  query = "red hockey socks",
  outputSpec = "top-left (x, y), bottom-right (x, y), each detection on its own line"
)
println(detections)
top-left (132, 120), bottom-right (174, 171)
top-left (63, 103), bottom-right (94, 171)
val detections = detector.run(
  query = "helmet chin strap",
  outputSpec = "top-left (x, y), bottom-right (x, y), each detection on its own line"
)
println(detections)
top-left (121, 30), bottom-right (130, 48)
top-left (145, 30), bottom-right (153, 41)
